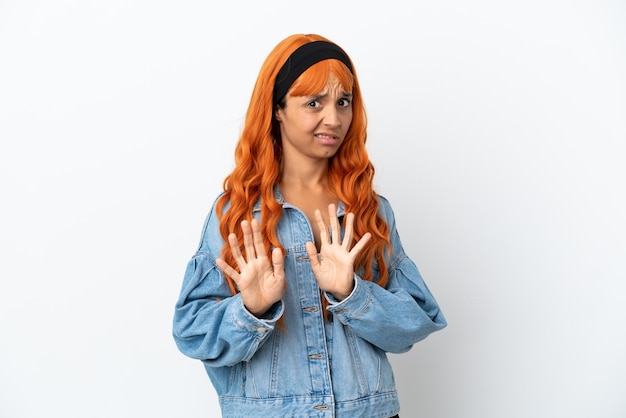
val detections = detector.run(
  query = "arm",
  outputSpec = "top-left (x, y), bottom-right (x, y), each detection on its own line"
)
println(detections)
top-left (172, 203), bottom-right (284, 367)
top-left (325, 257), bottom-right (446, 353)
top-left (172, 252), bottom-right (284, 366)
top-left (324, 197), bottom-right (446, 353)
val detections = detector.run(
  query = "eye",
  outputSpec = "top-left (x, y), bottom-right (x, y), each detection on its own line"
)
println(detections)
top-left (307, 100), bottom-right (321, 108)
top-left (338, 98), bottom-right (351, 108)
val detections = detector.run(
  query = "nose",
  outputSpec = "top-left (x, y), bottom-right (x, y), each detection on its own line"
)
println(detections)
top-left (322, 105), bottom-right (341, 128)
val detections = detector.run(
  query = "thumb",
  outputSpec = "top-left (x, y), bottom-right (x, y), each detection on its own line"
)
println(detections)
top-left (305, 242), bottom-right (320, 268)
top-left (271, 247), bottom-right (285, 275)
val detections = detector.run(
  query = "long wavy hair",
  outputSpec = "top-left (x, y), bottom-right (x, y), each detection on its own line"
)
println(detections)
top-left (216, 33), bottom-right (390, 299)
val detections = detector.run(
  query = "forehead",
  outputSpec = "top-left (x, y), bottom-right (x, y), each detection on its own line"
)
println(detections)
top-left (288, 60), bottom-right (354, 98)
top-left (288, 84), bottom-right (351, 103)
top-left (316, 74), bottom-right (350, 94)
top-left (291, 72), bottom-right (352, 99)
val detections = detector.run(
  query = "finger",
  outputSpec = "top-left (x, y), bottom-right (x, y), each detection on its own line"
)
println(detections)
top-left (241, 220), bottom-right (256, 261)
top-left (328, 204), bottom-right (340, 244)
top-left (228, 233), bottom-right (246, 266)
top-left (305, 242), bottom-right (320, 268)
top-left (251, 218), bottom-right (267, 259)
top-left (314, 209), bottom-right (329, 245)
top-left (349, 232), bottom-right (372, 257)
top-left (271, 247), bottom-right (285, 277)
top-left (342, 212), bottom-right (355, 249)
top-left (216, 257), bottom-right (240, 281)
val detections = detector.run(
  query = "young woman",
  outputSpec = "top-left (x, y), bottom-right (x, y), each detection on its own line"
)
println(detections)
top-left (173, 33), bottom-right (447, 418)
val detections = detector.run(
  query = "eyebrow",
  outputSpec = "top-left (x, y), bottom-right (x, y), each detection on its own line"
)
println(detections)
top-left (308, 91), bottom-right (353, 100)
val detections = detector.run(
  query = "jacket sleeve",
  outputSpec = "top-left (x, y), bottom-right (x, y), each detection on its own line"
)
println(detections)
top-left (172, 204), bottom-right (283, 367)
top-left (325, 197), bottom-right (447, 353)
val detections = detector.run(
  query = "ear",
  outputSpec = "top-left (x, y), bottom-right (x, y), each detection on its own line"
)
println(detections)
top-left (274, 106), bottom-right (282, 122)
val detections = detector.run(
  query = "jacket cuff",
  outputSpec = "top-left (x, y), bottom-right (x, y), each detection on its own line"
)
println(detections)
top-left (233, 296), bottom-right (284, 337)
top-left (324, 275), bottom-right (370, 321)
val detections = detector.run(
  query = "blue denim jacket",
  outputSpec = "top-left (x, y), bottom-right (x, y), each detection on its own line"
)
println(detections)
top-left (173, 190), bottom-right (447, 418)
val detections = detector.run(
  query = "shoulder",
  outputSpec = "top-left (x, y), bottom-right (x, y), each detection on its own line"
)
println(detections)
top-left (376, 194), bottom-right (396, 223)
top-left (196, 193), bottom-right (227, 254)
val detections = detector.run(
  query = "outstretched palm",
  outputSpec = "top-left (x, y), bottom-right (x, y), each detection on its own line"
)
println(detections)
top-left (306, 204), bottom-right (371, 301)
top-left (216, 219), bottom-right (286, 317)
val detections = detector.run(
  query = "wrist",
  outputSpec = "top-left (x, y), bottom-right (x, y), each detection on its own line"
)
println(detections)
top-left (245, 301), bottom-right (281, 319)
top-left (330, 279), bottom-right (355, 301)
top-left (245, 303), bottom-right (270, 318)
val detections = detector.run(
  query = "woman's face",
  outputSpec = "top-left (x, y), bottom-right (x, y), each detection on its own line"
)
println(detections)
top-left (275, 72), bottom-right (353, 163)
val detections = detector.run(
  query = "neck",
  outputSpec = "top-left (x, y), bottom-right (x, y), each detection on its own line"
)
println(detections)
top-left (280, 159), bottom-right (330, 189)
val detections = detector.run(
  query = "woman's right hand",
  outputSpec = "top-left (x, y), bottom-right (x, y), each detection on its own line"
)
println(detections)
top-left (216, 219), bottom-right (286, 317)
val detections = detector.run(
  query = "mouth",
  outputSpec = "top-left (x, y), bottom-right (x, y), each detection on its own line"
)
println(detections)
top-left (314, 133), bottom-right (340, 145)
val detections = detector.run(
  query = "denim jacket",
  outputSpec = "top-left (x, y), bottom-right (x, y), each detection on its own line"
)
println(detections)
top-left (173, 190), bottom-right (447, 418)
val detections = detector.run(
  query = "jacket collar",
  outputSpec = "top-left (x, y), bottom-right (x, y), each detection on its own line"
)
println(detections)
top-left (252, 185), bottom-right (345, 217)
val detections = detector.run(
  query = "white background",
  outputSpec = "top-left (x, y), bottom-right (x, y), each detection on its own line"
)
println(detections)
top-left (1, 1), bottom-right (625, 417)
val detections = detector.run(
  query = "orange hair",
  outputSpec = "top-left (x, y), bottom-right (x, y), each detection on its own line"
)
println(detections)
top-left (216, 34), bottom-right (390, 300)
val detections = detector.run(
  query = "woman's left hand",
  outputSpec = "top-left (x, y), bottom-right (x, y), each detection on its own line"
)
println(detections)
top-left (306, 204), bottom-right (371, 301)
